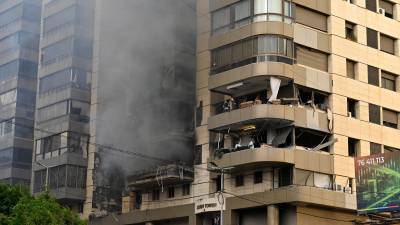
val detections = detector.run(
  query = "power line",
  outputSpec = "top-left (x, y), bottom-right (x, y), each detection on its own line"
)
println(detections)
top-left (0, 116), bottom-right (211, 173)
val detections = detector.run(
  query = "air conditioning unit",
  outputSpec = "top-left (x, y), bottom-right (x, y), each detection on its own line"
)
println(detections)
top-left (335, 184), bottom-right (343, 192)
top-left (378, 8), bottom-right (385, 15)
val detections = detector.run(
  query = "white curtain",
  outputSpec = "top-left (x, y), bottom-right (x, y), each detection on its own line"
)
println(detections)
top-left (268, 77), bottom-right (281, 102)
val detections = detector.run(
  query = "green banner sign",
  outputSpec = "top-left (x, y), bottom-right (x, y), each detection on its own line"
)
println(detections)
top-left (355, 151), bottom-right (400, 214)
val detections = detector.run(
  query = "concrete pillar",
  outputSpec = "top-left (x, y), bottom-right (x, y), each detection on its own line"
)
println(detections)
top-left (396, 75), bottom-right (400, 93)
top-left (267, 205), bottom-right (279, 225)
top-left (395, 39), bottom-right (400, 57)
top-left (189, 215), bottom-right (201, 225)
top-left (225, 209), bottom-right (239, 225)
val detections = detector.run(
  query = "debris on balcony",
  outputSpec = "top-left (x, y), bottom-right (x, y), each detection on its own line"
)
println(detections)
top-left (213, 124), bottom-right (293, 159)
top-left (127, 164), bottom-right (194, 189)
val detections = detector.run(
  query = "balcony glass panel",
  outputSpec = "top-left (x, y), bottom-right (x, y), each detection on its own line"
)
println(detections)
top-left (213, 0), bottom-right (294, 35)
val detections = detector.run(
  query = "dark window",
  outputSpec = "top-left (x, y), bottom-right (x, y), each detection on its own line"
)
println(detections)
top-left (369, 104), bottom-right (381, 125)
top-left (211, 35), bottom-right (294, 74)
top-left (196, 101), bottom-right (203, 127)
top-left (384, 146), bottom-right (400, 153)
top-left (383, 108), bottom-right (398, 129)
top-left (366, 0), bottom-right (377, 12)
top-left (168, 187), bottom-right (175, 198)
top-left (345, 21), bottom-right (356, 41)
top-left (235, 174), bottom-right (244, 187)
top-left (152, 189), bottom-right (160, 200)
top-left (194, 145), bottom-right (202, 165)
top-left (182, 184), bottom-right (190, 196)
top-left (379, 0), bottom-right (394, 18)
top-left (366, 28), bottom-right (378, 49)
top-left (254, 171), bottom-right (263, 184)
top-left (370, 142), bottom-right (382, 155)
top-left (368, 66), bottom-right (379, 86)
top-left (347, 98), bottom-right (358, 118)
top-left (381, 71), bottom-right (396, 91)
top-left (348, 138), bottom-right (359, 157)
top-left (380, 34), bottom-right (395, 54)
top-left (346, 59), bottom-right (356, 79)
top-left (278, 167), bottom-right (293, 187)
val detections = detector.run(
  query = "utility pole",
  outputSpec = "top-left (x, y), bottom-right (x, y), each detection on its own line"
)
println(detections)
top-left (208, 162), bottom-right (233, 225)
top-left (220, 169), bottom-right (226, 225)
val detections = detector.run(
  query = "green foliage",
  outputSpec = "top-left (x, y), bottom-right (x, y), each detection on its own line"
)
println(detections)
top-left (0, 184), bottom-right (86, 225)
top-left (0, 184), bottom-right (29, 216)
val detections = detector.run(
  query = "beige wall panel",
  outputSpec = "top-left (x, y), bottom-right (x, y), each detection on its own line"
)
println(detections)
top-left (331, 1), bottom-right (400, 39)
top-left (359, 140), bottom-right (370, 156)
top-left (359, 101), bottom-right (369, 122)
top-left (329, 15), bottom-right (345, 38)
top-left (357, 62), bottom-right (368, 83)
top-left (196, 70), bottom-right (209, 90)
top-left (294, 24), bottom-right (330, 53)
top-left (330, 54), bottom-right (346, 77)
top-left (332, 74), bottom-right (400, 113)
top-left (333, 155), bottom-right (355, 177)
top-left (197, 87), bottom-right (211, 106)
top-left (331, 36), bottom-right (400, 75)
top-left (297, 207), bottom-right (357, 225)
top-left (197, 32), bottom-right (209, 54)
top-left (331, 94), bottom-right (347, 116)
top-left (197, 51), bottom-right (210, 71)
top-left (197, 15), bottom-right (210, 35)
top-left (195, 125), bottom-right (209, 145)
top-left (332, 134), bottom-right (348, 156)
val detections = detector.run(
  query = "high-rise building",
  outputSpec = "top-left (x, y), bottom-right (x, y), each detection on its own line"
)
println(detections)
top-left (31, 0), bottom-right (196, 218)
top-left (0, 0), bottom-right (41, 186)
top-left (32, 0), bottom-right (95, 213)
top-left (92, 0), bottom-right (400, 224)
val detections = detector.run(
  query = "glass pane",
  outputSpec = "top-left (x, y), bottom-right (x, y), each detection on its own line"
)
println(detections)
top-left (284, 1), bottom-right (291, 16)
top-left (212, 7), bottom-right (230, 30)
top-left (235, 0), bottom-right (251, 21)
top-left (254, 0), bottom-right (267, 14)
top-left (268, 14), bottom-right (282, 21)
top-left (268, 0), bottom-right (282, 14)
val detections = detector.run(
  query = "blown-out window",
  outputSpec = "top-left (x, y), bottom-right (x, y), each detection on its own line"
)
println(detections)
top-left (211, 0), bottom-right (294, 35)
top-left (211, 35), bottom-right (293, 74)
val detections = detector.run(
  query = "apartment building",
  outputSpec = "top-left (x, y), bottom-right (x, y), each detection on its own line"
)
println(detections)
top-left (0, 0), bottom-right (41, 186)
top-left (31, 0), bottom-right (94, 213)
top-left (92, 0), bottom-right (400, 224)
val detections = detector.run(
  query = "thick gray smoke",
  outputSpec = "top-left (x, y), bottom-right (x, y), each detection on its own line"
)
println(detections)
top-left (93, 0), bottom-right (196, 188)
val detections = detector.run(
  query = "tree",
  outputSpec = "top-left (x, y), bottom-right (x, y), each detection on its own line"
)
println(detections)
top-left (0, 183), bottom-right (87, 225)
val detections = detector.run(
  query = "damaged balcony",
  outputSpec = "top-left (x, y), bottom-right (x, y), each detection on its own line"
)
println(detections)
top-left (127, 164), bottom-right (194, 190)
top-left (209, 84), bottom-right (334, 170)
top-left (209, 84), bottom-right (331, 133)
